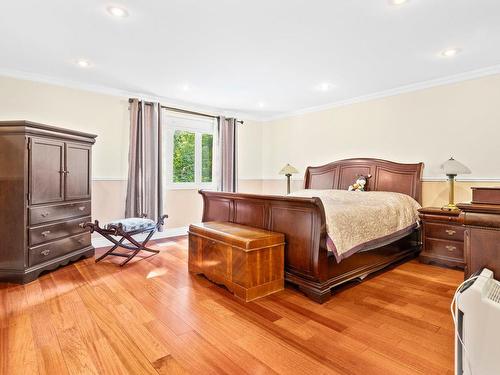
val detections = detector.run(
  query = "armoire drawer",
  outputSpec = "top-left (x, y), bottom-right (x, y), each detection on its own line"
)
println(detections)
top-left (29, 232), bottom-right (92, 267)
top-left (29, 216), bottom-right (91, 246)
top-left (29, 201), bottom-right (91, 225)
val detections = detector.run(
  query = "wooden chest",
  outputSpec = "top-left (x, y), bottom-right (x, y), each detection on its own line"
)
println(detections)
top-left (188, 221), bottom-right (285, 302)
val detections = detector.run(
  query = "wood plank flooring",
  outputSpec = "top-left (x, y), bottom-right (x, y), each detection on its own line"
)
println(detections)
top-left (0, 236), bottom-right (463, 374)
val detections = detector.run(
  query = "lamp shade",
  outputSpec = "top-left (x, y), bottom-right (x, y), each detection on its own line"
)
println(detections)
top-left (279, 163), bottom-right (299, 175)
top-left (441, 157), bottom-right (471, 176)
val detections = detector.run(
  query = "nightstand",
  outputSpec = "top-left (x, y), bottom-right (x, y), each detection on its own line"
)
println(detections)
top-left (418, 207), bottom-right (465, 269)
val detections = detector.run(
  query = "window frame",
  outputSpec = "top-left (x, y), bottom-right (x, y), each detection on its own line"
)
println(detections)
top-left (163, 112), bottom-right (217, 190)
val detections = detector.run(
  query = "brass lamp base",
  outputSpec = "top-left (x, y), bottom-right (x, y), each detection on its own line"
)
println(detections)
top-left (442, 174), bottom-right (459, 211)
top-left (442, 203), bottom-right (459, 211)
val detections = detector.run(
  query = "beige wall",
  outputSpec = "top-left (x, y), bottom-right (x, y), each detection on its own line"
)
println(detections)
top-left (254, 74), bottom-right (500, 207)
top-left (0, 75), bottom-right (131, 223)
top-left (2, 72), bottom-right (499, 227)
top-left (259, 74), bottom-right (500, 181)
top-left (0, 75), bottom-right (130, 179)
top-left (0, 75), bottom-right (265, 229)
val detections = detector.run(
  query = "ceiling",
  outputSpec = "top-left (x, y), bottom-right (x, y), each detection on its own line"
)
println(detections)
top-left (1, 0), bottom-right (500, 119)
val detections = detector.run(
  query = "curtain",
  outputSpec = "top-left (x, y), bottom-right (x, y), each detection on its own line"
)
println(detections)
top-left (217, 116), bottom-right (238, 192)
top-left (125, 99), bottom-right (164, 227)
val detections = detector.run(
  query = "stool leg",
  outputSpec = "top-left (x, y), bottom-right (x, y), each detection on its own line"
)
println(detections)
top-left (120, 249), bottom-right (141, 266)
top-left (95, 237), bottom-right (125, 263)
top-left (128, 232), bottom-right (159, 254)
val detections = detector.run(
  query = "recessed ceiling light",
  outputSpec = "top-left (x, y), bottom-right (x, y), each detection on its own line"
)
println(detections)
top-left (107, 6), bottom-right (129, 18)
top-left (257, 102), bottom-right (265, 109)
top-left (440, 48), bottom-right (461, 58)
top-left (316, 82), bottom-right (334, 92)
top-left (181, 84), bottom-right (190, 91)
top-left (389, 0), bottom-right (409, 5)
top-left (76, 59), bottom-right (91, 68)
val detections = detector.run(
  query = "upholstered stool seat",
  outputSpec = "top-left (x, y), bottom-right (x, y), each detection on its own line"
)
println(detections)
top-left (104, 218), bottom-right (156, 233)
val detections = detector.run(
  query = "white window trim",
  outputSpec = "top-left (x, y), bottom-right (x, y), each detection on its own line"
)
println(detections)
top-left (163, 112), bottom-right (217, 191)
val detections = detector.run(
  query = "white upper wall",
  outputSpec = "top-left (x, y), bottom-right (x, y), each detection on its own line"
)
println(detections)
top-left (2, 73), bottom-right (499, 184)
top-left (259, 74), bottom-right (500, 181)
top-left (0, 75), bottom-right (262, 181)
top-left (0, 75), bottom-right (130, 179)
top-left (238, 120), bottom-right (263, 180)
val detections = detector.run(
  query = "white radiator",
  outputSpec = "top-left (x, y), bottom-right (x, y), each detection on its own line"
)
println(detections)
top-left (455, 268), bottom-right (500, 375)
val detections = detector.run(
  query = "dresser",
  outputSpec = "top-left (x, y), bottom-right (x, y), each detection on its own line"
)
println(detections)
top-left (458, 202), bottom-right (500, 278)
top-left (418, 207), bottom-right (465, 269)
top-left (0, 121), bottom-right (97, 283)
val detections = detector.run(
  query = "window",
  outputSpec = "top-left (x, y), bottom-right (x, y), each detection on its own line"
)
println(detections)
top-left (163, 112), bottom-right (217, 189)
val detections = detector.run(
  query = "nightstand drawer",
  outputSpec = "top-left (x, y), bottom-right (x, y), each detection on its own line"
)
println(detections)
top-left (424, 239), bottom-right (464, 260)
top-left (425, 222), bottom-right (465, 242)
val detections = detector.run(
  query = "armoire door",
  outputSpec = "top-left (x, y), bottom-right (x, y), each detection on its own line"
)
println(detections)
top-left (29, 137), bottom-right (65, 205)
top-left (65, 142), bottom-right (91, 201)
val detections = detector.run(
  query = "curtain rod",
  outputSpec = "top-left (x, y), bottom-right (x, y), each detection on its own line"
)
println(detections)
top-left (129, 98), bottom-right (244, 124)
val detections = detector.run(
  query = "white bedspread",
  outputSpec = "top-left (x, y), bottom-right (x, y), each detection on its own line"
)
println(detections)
top-left (289, 189), bottom-right (421, 262)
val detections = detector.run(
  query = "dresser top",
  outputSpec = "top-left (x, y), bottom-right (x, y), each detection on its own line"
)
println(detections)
top-left (0, 120), bottom-right (98, 140)
top-left (418, 207), bottom-right (461, 217)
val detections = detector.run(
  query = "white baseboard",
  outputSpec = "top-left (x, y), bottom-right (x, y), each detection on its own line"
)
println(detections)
top-left (92, 226), bottom-right (188, 249)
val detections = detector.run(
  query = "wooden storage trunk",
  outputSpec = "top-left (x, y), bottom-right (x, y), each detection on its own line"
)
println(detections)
top-left (188, 221), bottom-right (285, 302)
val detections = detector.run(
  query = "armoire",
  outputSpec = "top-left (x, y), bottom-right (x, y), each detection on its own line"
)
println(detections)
top-left (0, 120), bottom-right (97, 283)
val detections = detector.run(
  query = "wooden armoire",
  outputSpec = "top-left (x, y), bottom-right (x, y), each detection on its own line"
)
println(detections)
top-left (0, 121), bottom-right (97, 283)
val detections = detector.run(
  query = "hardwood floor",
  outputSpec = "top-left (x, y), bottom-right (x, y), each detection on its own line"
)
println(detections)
top-left (0, 236), bottom-right (463, 374)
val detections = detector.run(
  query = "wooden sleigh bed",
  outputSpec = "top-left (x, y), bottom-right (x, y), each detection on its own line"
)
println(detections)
top-left (199, 158), bottom-right (424, 303)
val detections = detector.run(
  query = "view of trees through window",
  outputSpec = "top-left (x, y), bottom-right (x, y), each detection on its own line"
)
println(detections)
top-left (201, 134), bottom-right (213, 182)
top-left (172, 130), bottom-right (213, 183)
top-left (173, 130), bottom-right (195, 182)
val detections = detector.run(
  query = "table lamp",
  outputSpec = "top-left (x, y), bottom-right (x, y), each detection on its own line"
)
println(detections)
top-left (441, 157), bottom-right (471, 210)
top-left (279, 163), bottom-right (299, 194)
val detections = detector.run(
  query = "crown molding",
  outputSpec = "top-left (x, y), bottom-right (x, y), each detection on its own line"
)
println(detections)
top-left (3, 64), bottom-right (500, 124)
top-left (262, 64), bottom-right (500, 122)
top-left (0, 68), bottom-right (262, 121)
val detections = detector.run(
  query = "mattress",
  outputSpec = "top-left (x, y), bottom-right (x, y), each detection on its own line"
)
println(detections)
top-left (288, 189), bottom-right (421, 262)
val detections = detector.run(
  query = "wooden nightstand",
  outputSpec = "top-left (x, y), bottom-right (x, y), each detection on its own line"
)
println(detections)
top-left (418, 207), bottom-right (465, 269)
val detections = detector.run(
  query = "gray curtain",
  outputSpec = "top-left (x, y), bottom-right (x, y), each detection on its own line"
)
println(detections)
top-left (125, 99), bottom-right (163, 226)
top-left (217, 116), bottom-right (238, 192)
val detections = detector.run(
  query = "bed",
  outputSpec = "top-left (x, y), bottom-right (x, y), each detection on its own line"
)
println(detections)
top-left (199, 158), bottom-right (424, 303)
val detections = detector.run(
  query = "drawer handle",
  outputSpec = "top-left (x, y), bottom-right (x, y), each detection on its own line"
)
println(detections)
top-left (77, 238), bottom-right (85, 244)
top-left (78, 223), bottom-right (86, 228)
top-left (41, 249), bottom-right (51, 256)
top-left (446, 245), bottom-right (457, 252)
top-left (41, 230), bottom-right (51, 237)
top-left (445, 229), bottom-right (457, 236)
top-left (41, 212), bottom-right (49, 217)
top-left (78, 206), bottom-right (86, 211)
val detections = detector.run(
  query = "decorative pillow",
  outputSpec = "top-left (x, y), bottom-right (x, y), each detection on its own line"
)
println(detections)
top-left (104, 218), bottom-right (156, 232)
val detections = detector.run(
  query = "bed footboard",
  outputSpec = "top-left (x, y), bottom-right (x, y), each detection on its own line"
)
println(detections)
top-left (199, 190), bottom-right (328, 283)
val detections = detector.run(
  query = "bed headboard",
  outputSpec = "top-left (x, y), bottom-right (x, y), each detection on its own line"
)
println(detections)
top-left (304, 158), bottom-right (424, 204)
